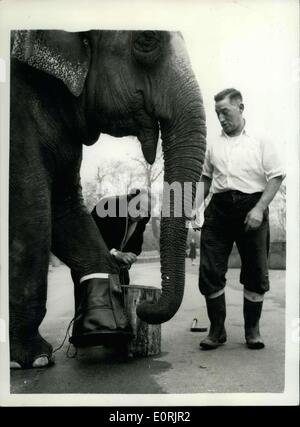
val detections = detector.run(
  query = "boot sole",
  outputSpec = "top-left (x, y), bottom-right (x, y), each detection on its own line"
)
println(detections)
top-left (246, 341), bottom-right (265, 350)
top-left (200, 335), bottom-right (227, 350)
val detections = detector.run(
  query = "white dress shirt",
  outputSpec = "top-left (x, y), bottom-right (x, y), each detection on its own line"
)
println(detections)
top-left (202, 127), bottom-right (285, 194)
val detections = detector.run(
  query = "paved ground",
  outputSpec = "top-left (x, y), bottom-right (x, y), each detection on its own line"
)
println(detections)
top-left (10, 260), bottom-right (285, 396)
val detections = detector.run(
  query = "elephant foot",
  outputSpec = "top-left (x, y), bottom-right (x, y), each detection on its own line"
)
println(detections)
top-left (10, 333), bottom-right (54, 369)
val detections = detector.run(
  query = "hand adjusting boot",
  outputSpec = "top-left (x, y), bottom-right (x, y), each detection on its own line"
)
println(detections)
top-left (200, 293), bottom-right (227, 350)
top-left (69, 274), bottom-right (133, 348)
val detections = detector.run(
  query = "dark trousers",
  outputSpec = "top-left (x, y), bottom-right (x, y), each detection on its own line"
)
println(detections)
top-left (199, 191), bottom-right (270, 296)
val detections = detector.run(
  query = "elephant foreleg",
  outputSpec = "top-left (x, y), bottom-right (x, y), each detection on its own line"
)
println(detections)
top-left (51, 191), bottom-right (119, 276)
top-left (9, 168), bottom-right (53, 369)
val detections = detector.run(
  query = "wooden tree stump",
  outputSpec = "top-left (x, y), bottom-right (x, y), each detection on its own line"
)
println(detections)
top-left (122, 285), bottom-right (161, 357)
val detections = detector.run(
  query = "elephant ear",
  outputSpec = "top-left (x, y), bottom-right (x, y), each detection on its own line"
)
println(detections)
top-left (11, 30), bottom-right (90, 97)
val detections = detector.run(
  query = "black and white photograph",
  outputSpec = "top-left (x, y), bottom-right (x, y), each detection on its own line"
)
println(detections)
top-left (0, 0), bottom-right (299, 408)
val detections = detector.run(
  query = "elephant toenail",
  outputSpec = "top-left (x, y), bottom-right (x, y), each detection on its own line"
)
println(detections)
top-left (32, 356), bottom-right (49, 368)
top-left (10, 361), bottom-right (22, 369)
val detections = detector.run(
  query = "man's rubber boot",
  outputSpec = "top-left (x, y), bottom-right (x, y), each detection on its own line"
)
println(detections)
top-left (200, 293), bottom-right (227, 350)
top-left (69, 275), bottom-right (133, 348)
top-left (244, 298), bottom-right (265, 349)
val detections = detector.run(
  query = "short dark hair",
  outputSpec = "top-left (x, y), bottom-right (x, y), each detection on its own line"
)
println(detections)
top-left (214, 88), bottom-right (243, 104)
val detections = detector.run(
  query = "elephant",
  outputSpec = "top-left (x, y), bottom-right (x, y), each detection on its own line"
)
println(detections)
top-left (9, 30), bottom-right (206, 368)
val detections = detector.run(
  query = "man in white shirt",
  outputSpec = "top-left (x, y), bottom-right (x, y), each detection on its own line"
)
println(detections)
top-left (196, 88), bottom-right (285, 350)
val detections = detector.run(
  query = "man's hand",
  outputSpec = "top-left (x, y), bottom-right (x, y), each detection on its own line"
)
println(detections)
top-left (190, 211), bottom-right (202, 231)
top-left (244, 206), bottom-right (264, 232)
top-left (243, 176), bottom-right (284, 232)
top-left (114, 250), bottom-right (137, 266)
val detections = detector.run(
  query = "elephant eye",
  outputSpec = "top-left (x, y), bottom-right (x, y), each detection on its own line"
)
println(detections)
top-left (134, 31), bottom-right (160, 52)
top-left (132, 31), bottom-right (163, 67)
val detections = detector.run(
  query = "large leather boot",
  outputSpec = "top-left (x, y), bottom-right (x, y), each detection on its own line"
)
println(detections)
top-left (244, 298), bottom-right (265, 349)
top-left (69, 274), bottom-right (133, 348)
top-left (200, 293), bottom-right (227, 350)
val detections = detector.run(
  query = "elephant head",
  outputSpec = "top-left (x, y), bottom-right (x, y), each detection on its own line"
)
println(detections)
top-left (12, 30), bottom-right (206, 324)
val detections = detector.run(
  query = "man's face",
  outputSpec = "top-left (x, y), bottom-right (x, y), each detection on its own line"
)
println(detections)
top-left (215, 96), bottom-right (244, 135)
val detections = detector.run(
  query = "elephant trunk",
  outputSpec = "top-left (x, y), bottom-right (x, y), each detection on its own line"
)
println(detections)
top-left (137, 68), bottom-right (206, 324)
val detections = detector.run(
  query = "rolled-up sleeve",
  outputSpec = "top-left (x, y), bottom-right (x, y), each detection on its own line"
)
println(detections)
top-left (261, 138), bottom-right (286, 181)
top-left (202, 144), bottom-right (213, 179)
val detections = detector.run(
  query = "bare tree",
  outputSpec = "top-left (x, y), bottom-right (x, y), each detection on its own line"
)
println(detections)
top-left (131, 149), bottom-right (164, 189)
top-left (130, 141), bottom-right (164, 250)
top-left (82, 160), bottom-right (118, 210)
top-left (95, 165), bottom-right (108, 199)
top-left (82, 181), bottom-right (99, 212)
